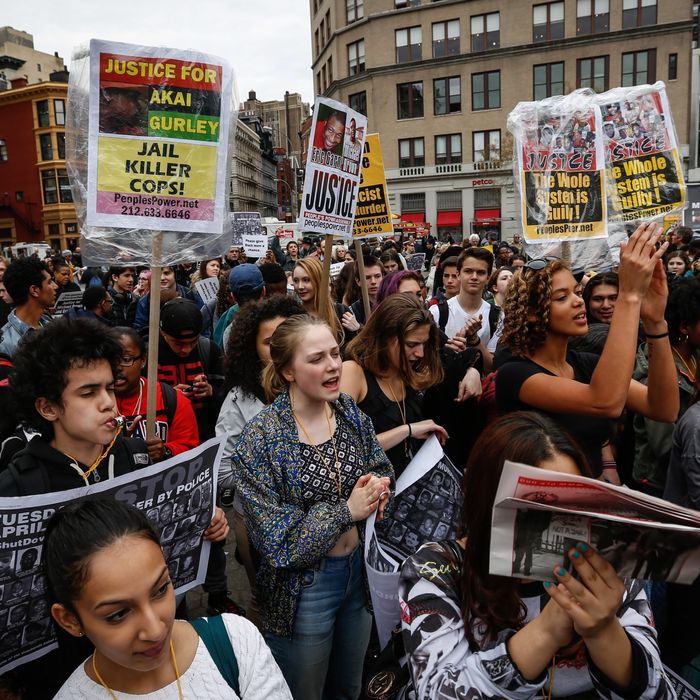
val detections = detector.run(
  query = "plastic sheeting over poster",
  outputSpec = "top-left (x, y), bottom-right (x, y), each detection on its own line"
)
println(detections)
top-left (66, 39), bottom-right (237, 266)
top-left (508, 81), bottom-right (685, 271)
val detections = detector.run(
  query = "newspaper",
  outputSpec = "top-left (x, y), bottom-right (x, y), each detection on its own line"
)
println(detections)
top-left (490, 461), bottom-right (700, 584)
top-left (0, 436), bottom-right (224, 674)
top-left (364, 436), bottom-right (462, 649)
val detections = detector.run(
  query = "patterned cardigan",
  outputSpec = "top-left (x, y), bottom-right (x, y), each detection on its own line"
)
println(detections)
top-left (231, 389), bottom-right (394, 637)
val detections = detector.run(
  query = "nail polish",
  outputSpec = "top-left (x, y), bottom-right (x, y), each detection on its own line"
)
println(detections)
top-left (557, 567), bottom-right (567, 577)
top-left (571, 550), bottom-right (581, 559)
top-left (543, 581), bottom-right (552, 588)
top-left (578, 542), bottom-right (588, 552)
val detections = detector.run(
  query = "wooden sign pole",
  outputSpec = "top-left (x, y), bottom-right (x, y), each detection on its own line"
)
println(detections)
top-left (354, 238), bottom-right (371, 322)
top-left (318, 233), bottom-right (334, 312)
top-left (145, 232), bottom-right (163, 441)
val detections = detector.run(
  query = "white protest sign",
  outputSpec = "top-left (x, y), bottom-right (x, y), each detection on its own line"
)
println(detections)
top-left (232, 211), bottom-right (262, 246)
top-left (242, 233), bottom-right (268, 259)
top-left (0, 437), bottom-right (224, 674)
top-left (194, 276), bottom-right (220, 304)
top-left (330, 262), bottom-right (345, 278)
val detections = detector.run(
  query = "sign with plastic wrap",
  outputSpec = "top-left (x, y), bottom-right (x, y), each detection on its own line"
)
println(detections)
top-left (299, 96), bottom-right (367, 238)
top-left (86, 40), bottom-right (232, 233)
top-left (352, 134), bottom-right (393, 239)
top-left (508, 82), bottom-right (685, 248)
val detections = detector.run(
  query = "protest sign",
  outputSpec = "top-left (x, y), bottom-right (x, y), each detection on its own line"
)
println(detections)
top-left (194, 276), bottom-right (219, 304)
top-left (330, 262), bottom-right (345, 278)
top-left (84, 40), bottom-right (233, 235)
top-left (353, 134), bottom-right (393, 239)
top-left (509, 96), bottom-right (606, 244)
top-left (242, 233), bottom-right (268, 259)
top-left (232, 211), bottom-right (262, 246)
top-left (299, 97), bottom-right (367, 238)
top-left (600, 84), bottom-right (685, 223)
top-left (684, 184), bottom-right (700, 228)
top-left (365, 436), bottom-right (462, 648)
top-left (405, 253), bottom-right (425, 272)
top-left (0, 437), bottom-right (224, 675)
top-left (50, 291), bottom-right (84, 318)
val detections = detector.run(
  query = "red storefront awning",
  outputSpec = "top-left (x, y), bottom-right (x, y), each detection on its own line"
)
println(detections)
top-left (474, 208), bottom-right (501, 220)
top-left (437, 211), bottom-right (462, 227)
top-left (400, 212), bottom-right (425, 224)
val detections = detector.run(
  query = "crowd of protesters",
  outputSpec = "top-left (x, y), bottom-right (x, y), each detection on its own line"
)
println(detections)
top-left (0, 223), bottom-right (697, 698)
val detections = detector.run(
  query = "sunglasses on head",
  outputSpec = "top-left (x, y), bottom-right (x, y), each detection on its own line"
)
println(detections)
top-left (525, 256), bottom-right (560, 271)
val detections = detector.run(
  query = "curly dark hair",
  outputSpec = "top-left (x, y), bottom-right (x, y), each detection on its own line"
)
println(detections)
top-left (665, 276), bottom-right (700, 345)
top-left (3, 258), bottom-right (50, 307)
top-left (501, 260), bottom-right (569, 356)
top-left (223, 295), bottom-right (304, 396)
top-left (10, 317), bottom-right (122, 437)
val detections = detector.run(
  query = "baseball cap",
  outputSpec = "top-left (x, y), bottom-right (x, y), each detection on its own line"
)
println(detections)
top-left (160, 298), bottom-right (203, 339)
top-left (228, 263), bottom-right (264, 294)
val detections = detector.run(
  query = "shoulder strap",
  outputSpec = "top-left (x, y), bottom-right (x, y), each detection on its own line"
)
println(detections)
top-left (438, 299), bottom-right (449, 333)
top-left (488, 304), bottom-right (501, 337)
top-left (190, 616), bottom-right (240, 695)
top-left (197, 336), bottom-right (217, 373)
top-left (159, 381), bottom-right (178, 425)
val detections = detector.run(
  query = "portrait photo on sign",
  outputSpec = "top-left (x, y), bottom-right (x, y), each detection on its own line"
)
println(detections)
top-left (99, 82), bottom-right (148, 136)
top-left (313, 103), bottom-right (347, 155)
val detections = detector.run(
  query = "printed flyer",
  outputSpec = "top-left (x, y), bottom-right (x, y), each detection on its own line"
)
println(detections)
top-left (299, 96), bottom-right (367, 237)
top-left (0, 437), bottom-right (224, 674)
top-left (86, 40), bottom-right (233, 234)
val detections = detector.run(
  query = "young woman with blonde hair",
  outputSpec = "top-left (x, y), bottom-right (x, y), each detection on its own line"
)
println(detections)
top-left (231, 314), bottom-right (393, 700)
top-left (291, 257), bottom-right (344, 343)
top-left (341, 294), bottom-right (447, 477)
top-left (495, 222), bottom-right (679, 480)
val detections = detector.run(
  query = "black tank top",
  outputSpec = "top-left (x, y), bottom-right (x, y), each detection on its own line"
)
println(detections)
top-left (357, 370), bottom-right (423, 478)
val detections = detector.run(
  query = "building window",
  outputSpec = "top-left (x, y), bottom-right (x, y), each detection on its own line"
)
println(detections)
top-left (471, 12), bottom-right (500, 51)
top-left (472, 71), bottom-right (500, 111)
top-left (432, 20), bottom-right (459, 58)
top-left (15, 192), bottom-right (23, 202)
top-left (349, 91), bottom-right (367, 115)
top-left (534, 62), bottom-right (565, 100)
top-left (577, 56), bottom-right (608, 91)
top-left (41, 169), bottom-right (58, 204)
top-left (397, 82), bottom-right (424, 119)
top-left (434, 76), bottom-right (461, 115)
top-left (669, 53), bottom-right (678, 80)
top-left (325, 10), bottom-right (331, 41)
top-left (58, 169), bottom-right (73, 203)
top-left (395, 0), bottom-right (421, 7)
top-left (316, 72), bottom-right (322, 94)
top-left (348, 40), bottom-right (365, 75)
top-left (401, 192), bottom-right (425, 212)
top-left (622, 0), bottom-right (656, 28)
top-left (622, 50), bottom-right (656, 86)
top-left (473, 130), bottom-right (500, 162)
top-left (396, 26), bottom-right (422, 63)
top-left (36, 100), bottom-right (50, 127)
top-left (576, 0), bottom-right (609, 35)
top-left (533, 2), bottom-right (564, 42)
top-left (322, 65), bottom-right (327, 91)
top-left (435, 134), bottom-right (462, 164)
top-left (54, 99), bottom-right (66, 126)
top-left (347, 0), bottom-right (364, 23)
top-left (0, 139), bottom-right (7, 161)
top-left (39, 133), bottom-right (53, 161)
top-left (315, 29), bottom-right (320, 55)
top-left (399, 138), bottom-right (425, 167)
top-left (327, 56), bottom-right (333, 83)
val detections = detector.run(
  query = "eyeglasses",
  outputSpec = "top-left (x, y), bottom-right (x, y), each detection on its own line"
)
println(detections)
top-left (118, 355), bottom-right (143, 367)
top-left (525, 256), bottom-right (560, 271)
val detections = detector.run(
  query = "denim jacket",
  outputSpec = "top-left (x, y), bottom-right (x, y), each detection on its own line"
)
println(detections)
top-left (232, 389), bottom-right (394, 637)
top-left (0, 310), bottom-right (52, 358)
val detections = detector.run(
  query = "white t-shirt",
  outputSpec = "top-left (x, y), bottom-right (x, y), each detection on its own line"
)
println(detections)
top-left (54, 615), bottom-right (292, 700)
top-left (429, 296), bottom-right (502, 352)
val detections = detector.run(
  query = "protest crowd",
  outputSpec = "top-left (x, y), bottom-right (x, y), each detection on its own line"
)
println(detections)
top-left (0, 217), bottom-right (697, 700)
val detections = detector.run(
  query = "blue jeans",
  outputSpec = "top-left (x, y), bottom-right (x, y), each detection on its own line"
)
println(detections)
top-left (265, 546), bottom-right (372, 700)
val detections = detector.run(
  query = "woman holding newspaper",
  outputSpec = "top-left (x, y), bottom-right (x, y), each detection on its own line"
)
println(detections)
top-left (496, 221), bottom-right (679, 482)
top-left (399, 412), bottom-right (674, 699)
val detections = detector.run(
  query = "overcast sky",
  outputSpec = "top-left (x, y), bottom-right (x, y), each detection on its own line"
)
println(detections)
top-left (3, 0), bottom-right (314, 105)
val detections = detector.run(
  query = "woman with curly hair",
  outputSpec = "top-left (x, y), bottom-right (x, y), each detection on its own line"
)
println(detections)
top-left (215, 295), bottom-right (305, 599)
top-left (495, 222), bottom-right (678, 479)
top-left (399, 412), bottom-right (673, 700)
top-left (341, 293), bottom-right (447, 476)
top-left (292, 257), bottom-right (344, 343)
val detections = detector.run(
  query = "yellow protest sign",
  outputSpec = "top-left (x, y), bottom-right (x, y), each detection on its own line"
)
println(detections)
top-left (353, 134), bottom-right (393, 239)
